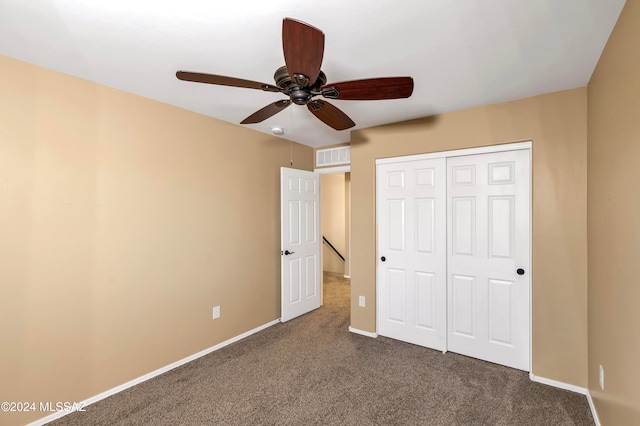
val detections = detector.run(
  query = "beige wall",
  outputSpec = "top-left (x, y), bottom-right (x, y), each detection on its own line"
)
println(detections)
top-left (350, 88), bottom-right (588, 387)
top-left (0, 55), bottom-right (313, 425)
top-left (587, 0), bottom-right (640, 423)
top-left (321, 173), bottom-right (346, 274)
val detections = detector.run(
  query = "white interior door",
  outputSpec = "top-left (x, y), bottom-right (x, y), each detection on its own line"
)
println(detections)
top-left (377, 159), bottom-right (447, 351)
top-left (281, 167), bottom-right (321, 322)
top-left (447, 149), bottom-right (530, 370)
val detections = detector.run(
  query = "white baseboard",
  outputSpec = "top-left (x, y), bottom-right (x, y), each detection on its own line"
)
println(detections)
top-left (586, 390), bottom-right (601, 426)
top-left (348, 326), bottom-right (378, 338)
top-left (529, 373), bottom-right (600, 424)
top-left (28, 319), bottom-right (280, 426)
top-left (529, 373), bottom-right (587, 394)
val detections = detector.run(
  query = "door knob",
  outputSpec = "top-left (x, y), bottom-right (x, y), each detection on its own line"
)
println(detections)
top-left (381, 256), bottom-right (386, 262)
top-left (284, 250), bottom-right (295, 255)
top-left (517, 268), bottom-right (525, 275)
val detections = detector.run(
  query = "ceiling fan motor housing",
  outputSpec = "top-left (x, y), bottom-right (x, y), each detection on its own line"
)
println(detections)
top-left (274, 66), bottom-right (294, 89)
top-left (290, 88), bottom-right (312, 105)
top-left (274, 65), bottom-right (328, 105)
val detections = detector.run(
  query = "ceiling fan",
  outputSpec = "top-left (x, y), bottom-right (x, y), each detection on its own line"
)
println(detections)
top-left (176, 18), bottom-right (414, 131)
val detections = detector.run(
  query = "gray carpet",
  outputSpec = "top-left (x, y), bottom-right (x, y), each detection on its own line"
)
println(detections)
top-left (52, 272), bottom-right (594, 425)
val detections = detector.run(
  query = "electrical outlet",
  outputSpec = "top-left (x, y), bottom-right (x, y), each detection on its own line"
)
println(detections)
top-left (599, 365), bottom-right (604, 390)
top-left (213, 305), bottom-right (220, 320)
top-left (358, 296), bottom-right (365, 307)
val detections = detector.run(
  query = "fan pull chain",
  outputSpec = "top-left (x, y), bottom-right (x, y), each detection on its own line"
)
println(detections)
top-left (289, 104), bottom-right (293, 166)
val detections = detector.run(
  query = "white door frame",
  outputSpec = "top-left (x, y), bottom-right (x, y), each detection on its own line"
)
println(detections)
top-left (315, 166), bottom-right (351, 174)
top-left (375, 141), bottom-right (532, 372)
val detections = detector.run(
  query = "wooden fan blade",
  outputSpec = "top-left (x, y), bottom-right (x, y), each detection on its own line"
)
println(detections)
top-left (176, 71), bottom-right (281, 92)
top-left (282, 18), bottom-right (324, 87)
top-left (240, 100), bottom-right (292, 124)
top-left (307, 100), bottom-right (355, 131)
top-left (321, 77), bottom-right (414, 100)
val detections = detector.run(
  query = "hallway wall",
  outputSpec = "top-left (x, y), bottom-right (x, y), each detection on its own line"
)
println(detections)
top-left (322, 173), bottom-right (346, 274)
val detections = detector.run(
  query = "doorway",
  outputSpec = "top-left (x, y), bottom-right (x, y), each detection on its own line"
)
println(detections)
top-left (321, 172), bottom-right (350, 278)
top-left (280, 165), bottom-right (351, 323)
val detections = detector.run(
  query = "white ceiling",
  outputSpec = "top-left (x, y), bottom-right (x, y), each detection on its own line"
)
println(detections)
top-left (0, 0), bottom-right (626, 148)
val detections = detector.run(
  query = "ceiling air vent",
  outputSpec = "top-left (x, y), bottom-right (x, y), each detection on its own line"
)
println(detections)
top-left (316, 146), bottom-right (350, 167)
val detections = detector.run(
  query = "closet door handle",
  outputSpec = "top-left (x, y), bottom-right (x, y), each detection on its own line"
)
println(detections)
top-left (381, 256), bottom-right (386, 262)
top-left (517, 268), bottom-right (525, 275)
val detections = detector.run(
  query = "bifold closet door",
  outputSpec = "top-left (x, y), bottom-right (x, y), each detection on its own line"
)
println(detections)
top-left (447, 149), bottom-right (530, 371)
top-left (377, 158), bottom-right (447, 351)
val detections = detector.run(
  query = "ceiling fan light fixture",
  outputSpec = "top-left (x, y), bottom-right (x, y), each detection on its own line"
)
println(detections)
top-left (272, 127), bottom-right (285, 135)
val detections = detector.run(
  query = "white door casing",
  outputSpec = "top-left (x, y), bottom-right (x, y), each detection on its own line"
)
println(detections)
top-left (377, 159), bottom-right (447, 351)
top-left (281, 167), bottom-right (321, 322)
top-left (447, 149), bottom-right (530, 371)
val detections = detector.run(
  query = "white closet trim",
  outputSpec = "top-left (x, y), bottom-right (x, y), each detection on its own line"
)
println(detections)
top-left (375, 141), bottom-right (532, 165)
